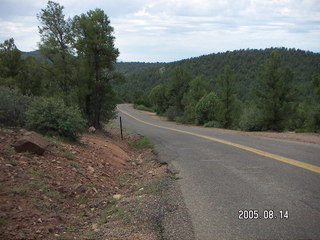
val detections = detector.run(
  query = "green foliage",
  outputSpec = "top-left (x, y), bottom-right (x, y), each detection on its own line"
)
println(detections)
top-left (195, 92), bottom-right (219, 125)
top-left (203, 121), bottom-right (222, 128)
top-left (132, 136), bottom-right (154, 148)
top-left (133, 91), bottom-right (151, 108)
top-left (0, 38), bottom-right (22, 81)
top-left (164, 106), bottom-right (183, 121)
top-left (312, 72), bottom-right (320, 103)
top-left (16, 56), bottom-right (44, 96)
top-left (166, 66), bottom-right (191, 112)
top-left (115, 48), bottom-right (320, 104)
top-left (311, 72), bottom-right (320, 132)
top-left (73, 8), bottom-right (119, 128)
top-left (26, 97), bottom-right (85, 140)
top-left (134, 104), bottom-right (153, 112)
top-left (1, 2), bottom-right (121, 133)
top-left (256, 51), bottom-right (295, 131)
top-left (216, 65), bottom-right (238, 128)
top-left (149, 84), bottom-right (168, 114)
top-left (182, 75), bottom-right (208, 123)
top-left (0, 86), bottom-right (32, 127)
top-left (37, 1), bottom-right (75, 99)
top-left (239, 104), bottom-right (263, 131)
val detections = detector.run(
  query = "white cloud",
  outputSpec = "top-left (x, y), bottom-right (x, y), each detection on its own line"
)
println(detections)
top-left (0, 0), bottom-right (319, 62)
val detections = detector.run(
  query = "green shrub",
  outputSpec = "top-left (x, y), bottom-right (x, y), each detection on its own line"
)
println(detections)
top-left (134, 104), bottom-right (153, 112)
top-left (132, 136), bottom-right (154, 147)
top-left (174, 116), bottom-right (187, 123)
top-left (0, 86), bottom-right (32, 127)
top-left (26, 97), bottom-right (86, 140)
top-left (239, 105), bottom-right (263, 131)
top-left (204, 121), bottom-right (222, 128)
top-left (195, 92), bottom-right (219, 125)
top-left (164, 106), bottom-right (183, 121)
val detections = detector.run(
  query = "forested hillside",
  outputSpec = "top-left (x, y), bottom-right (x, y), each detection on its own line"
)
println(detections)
top-left (21, 50), bottom-right (41, 59)
top-left (115, 48), bottom-right (320, 132)
top-left (115, 48), bottom-right (319, 102)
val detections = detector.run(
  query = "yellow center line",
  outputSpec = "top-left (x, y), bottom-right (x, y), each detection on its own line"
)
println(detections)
top-left (118, 107), bottom-right (320, 174)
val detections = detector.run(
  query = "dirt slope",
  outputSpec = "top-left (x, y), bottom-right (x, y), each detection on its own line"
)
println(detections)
top-left (0, 126), bottom-right (169, 239)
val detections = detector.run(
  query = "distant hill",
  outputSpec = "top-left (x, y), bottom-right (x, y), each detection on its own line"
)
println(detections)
top-left (21, 50), bottom-right (41, 59)
top-left (115, 48), bottom-right (320, 102)
top-left (115, 62), bottom-right (163, 76)
top-left (21, 48), bottom-right (320, 102)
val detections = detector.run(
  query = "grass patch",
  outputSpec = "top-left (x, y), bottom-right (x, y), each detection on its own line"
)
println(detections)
top-left (116, 175), bottom-right (130, 187)
top-left (86, 230), bottom-right (97, 240)
top-left (78, 194), bottom-right (88, 204)
top-left (100, 205), bottom-right (125, 223)
top-left (108, 198), bottom-right (118, 205)
top-left (106, 121), bottom-right (119, 128)
top-left (46, 189), bottom-right (64, 199)
top-left (29, 174), bottom-right (64, 199)
top-left (70, 161), bottom-right (78, 168)
top-left (32, 199), bottom-right (47, 211)
top-left (12, 185), bottom-right (30, 195)
top-left (62, 150), bottom-right (74, 160)
top-left (145, 177), bottom-right (167, 194)
top-left (134, 183), bottom-right (143, 191)
top-left (38, 182), bottom-right (64, 199)
top-left (2, 148), bottom-right (16, 155)
top-left (0, 217), bottom-right (9, 225)
top-left (28, 169), bottom-right (45, 179)
top-left (132, 136), bottom-right (154, 148)
top-left (43, 135), bottom-right (61, 147)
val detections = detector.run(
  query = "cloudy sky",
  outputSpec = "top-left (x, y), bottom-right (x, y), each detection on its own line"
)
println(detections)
top-left (0, 0), bottom-right (319, 62)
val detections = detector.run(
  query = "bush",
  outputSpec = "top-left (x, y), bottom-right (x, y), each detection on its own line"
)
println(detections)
top-left (164, 106), bottom-right (183, 121)
top-left (195, 92), bottom-right (219, 125)
top-left (204, 121), bottom-right (222, 128)
top-left (0, 86), bottom-right (32, 127)
top-left (26, 97), bottom-right (86, 140)
top-left (239, 105), bottom-right (263, 131)
top-left (134, 104), bottom-right (153, 112)
top-left (132, 136), bottom-right (154, 147)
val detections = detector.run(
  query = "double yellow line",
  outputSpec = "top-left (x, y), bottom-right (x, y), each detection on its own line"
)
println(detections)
top-left (119, 107), bottom-right (320, 174)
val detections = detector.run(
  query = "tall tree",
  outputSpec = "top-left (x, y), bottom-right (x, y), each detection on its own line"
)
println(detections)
top-left (195, 91), bottom-right (219, 125)
top-left (17, 56), bottom-right (44, 96)
top-left (0, 38), bottom-right (23, 87)
top-left (73, 9), bottom-right (119, 128)
top-left (216, 65), bottom-right (237, 128)
top-left (149, 84), bottom-right (168, 114)
top-left (311, 72), bottom-right (320, 131)
top-left (166, 66), bottom-right (191, 113)
top-left (182, 75), bottom-right (208, 123)
top-left (37, 1), bottom-right (75, 100)
top-left (256, 51), bottom-right (294, 131)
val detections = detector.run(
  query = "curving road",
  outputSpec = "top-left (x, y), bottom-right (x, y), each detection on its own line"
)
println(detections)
top-left (117, 104), bottom-right (320, 240)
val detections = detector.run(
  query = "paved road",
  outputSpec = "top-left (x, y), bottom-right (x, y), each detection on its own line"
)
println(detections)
top-left (117, 104), bottom-right (320, 240)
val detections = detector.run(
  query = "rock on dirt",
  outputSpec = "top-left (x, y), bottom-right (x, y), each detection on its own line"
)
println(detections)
top-left (12, 131), bottom-right (50, 155)
top-left (88, 126), bottom-right (96, 133)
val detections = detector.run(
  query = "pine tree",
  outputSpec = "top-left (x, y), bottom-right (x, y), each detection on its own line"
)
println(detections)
top-left (166, 66), bottom-right (191, 113)
top-left (216, 65), bottom-right (237, 128)
top-left (256, 51), bottom-right (294, 131)
top-left (182, 75), bottom-right (208, 123)
top-left (37, 1), bottom-right (75, 101)
top-left (73, 9), bottom-right (119, 128)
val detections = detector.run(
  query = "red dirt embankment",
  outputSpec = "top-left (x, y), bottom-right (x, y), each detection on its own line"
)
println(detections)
top-left (0, 127), bottom-right (166, 240)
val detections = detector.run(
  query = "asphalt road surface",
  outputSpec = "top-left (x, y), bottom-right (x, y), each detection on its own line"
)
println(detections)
top-left (117, 104), bottom-right (320, 240)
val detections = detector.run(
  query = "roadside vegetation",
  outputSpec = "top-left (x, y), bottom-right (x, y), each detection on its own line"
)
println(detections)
top-left (131, 136), bottom-right (154, 148)
top-left (116, 50), bottom-right (320, 133)
top-left (0, 1), bottom-right (122, 139)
